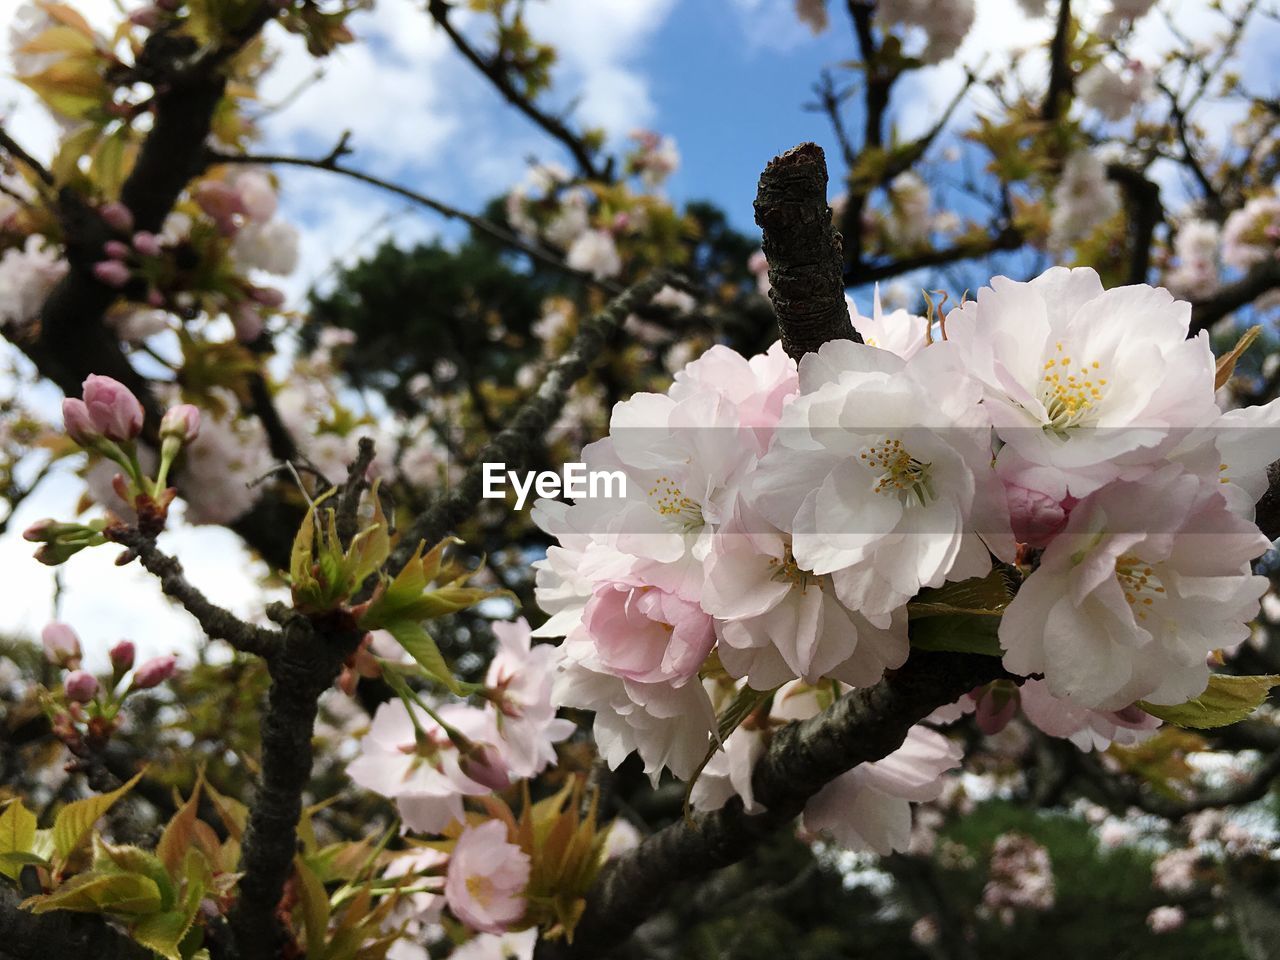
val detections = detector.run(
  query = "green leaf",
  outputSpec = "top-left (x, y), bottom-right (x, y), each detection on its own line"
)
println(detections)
top-left (24, 871), bottom-right (163, 915)
top-left (908, 569), bottom-right (1014, 619)
top-left (908, 613), bottom-right (1003, 656)
top-left (94, 837), bottom-right (175, 912)
top-left (0, 800), bottom-right (37, 879)
top-left (131, 909), bottom-right (196, 960)
top-left (156, 778), bottom-right (202, 879)
top-left (52, 771), bottom-right (144, 861)
top-left (1139, 674), bottom-right (1280, 730)
top-left (380, 625), bottom-right (465, 695)
top-left (0, 851), bottom-right (49, 876)
top-left (293, 856), bottom-right (331, 958)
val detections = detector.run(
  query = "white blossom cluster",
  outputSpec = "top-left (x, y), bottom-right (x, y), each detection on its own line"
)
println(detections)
top-left (533, 265), bottom-right (1279, 854)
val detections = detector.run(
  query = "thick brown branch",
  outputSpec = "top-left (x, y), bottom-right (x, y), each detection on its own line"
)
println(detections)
top-left (536, 652), bottom-right (1007, 959)
top-left (1042, 0), bottom-right (1073, 121)
top-left (755, 143), bottom-right (859, 361)
top-left (0, 885), bottom-right (151, 960)
top-left (1190, 258), bottom-right (1280, 333)
top-left (226, 605), bottom-right (362, 960)
top-left (1106, 163), bottom-right (1164, 286)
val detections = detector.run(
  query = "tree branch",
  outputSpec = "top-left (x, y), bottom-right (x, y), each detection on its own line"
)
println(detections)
top-left (754, 143), bottom-right (859, 361)
top-left (536, 652), bottom-right (1008, 959)
top-left (1106, 163), bottom-right (1164, 285)
top-left (106, 527), bottom-right (282, 659)
top-left (849, 226), bottom-right (1025, 286)
top-left (205, 141), bottom-right (622, 294)
top-left (425, 0), bottom-right (608, 181)
top-left (387, 271), bottom-right (674, 568)
top-left (226, 604), bottom-right (362, 960)
top-left (0, 127), bottom-right (54, 186)
top-left (1189, 258), bottom-right (1280, 333)
top-left (1042, 0), bottom-right (1073, 121)
top-left (0, 885), bottom-right (151, 960)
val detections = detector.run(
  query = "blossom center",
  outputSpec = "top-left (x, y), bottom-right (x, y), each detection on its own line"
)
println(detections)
top-left (466, 874), bottom-right (496, 907)
top-left (1115, 552), bottom-right (1166, 621)
top-left (1040, 341), bottom-right (1107, 435)
top-left (647, 475), bottom-right (704, 532)
top-left (767, 548), bottom-right (814, 591)
top-left (861, 438), bottom-right (935, 506)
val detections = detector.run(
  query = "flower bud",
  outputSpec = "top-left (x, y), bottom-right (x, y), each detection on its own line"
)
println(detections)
top-left (132, 231), bottom-right (163, 257)
top-left (104, 239), bottom-right (131, 260)
top-left (23, 518), bottom-right (59, 542)
top-left (128, 5), bottom-right (162, 28)
top-left (64, 670), bottom-right (99, 703)
top-left (194, 181), bottom-right (244, 235)
top-left (160, 404), bottom-right (201, 443)
top-left (133, 654), bottom-right (177, 689)
top-left (42, 622), bottom-right (82, 668)
top-left (460, 742), bottom-right (512, 792)
top-left (231, 303), bottom-right (264, 343)
top-left (82, 374), bottom-right (145, 442)
top-left (62, 397), bottom-right (101, 446)
top-left (99, 202), bottom-right (134, 233)
top-left (93, 259), bottom-right (131, 288)
top-left (109, 639), bottom-right (136, 673)
top-left (250, 285), bottom-right (286, 308)
top-left (973, 683), bottom-right (1019, 736)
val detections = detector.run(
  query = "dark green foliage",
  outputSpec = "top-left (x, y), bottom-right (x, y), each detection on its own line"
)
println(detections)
top-left (303, 236), bottom-right (556, 415)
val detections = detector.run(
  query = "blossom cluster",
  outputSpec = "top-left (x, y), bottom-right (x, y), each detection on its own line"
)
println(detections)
top-left (533, 265), bottom-right (1278, 854)
top-left (347, 619), bottom-right (572, 833)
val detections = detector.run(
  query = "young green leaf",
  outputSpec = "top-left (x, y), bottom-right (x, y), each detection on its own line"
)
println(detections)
top-left (1138, 674), bottom-right (1280, 729)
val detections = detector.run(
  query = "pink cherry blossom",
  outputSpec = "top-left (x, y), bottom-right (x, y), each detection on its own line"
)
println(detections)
top-left (583, 582), bottom-right (714, 685)
top-left (445, 820), bottom-right (530, 934)
top-left (42, 622), bottom-right (82, 667)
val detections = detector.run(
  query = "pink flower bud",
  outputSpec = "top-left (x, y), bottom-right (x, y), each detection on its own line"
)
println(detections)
top-left (147, 289), bottom-right (166, 307)
top-left (133, 654), bottom-right (177, 689)
top-left (132, 231), bottom-right (163, 257)
top-left (974, 686), bottom-right (1019, 736)
top-left (62, 397), bottom-right (101, 445)
top-left (22, 518), bottom-right (57, 542)
top-left (93, 259), bottom-right (131, 288)
top-left (99, 202), bottom-right (134, 233)
top-left (194, 181), bottom-right (245, 235)
top-left (128, 6), bottom-right (162, 28)
top-left (109, 640), bottom-right (136, 673)
top-left (231, 303), bottom-right (264, 343)
top-left (42, 622), bottom-right (82, 667)
top-left (460, 743), bottom-right (512, 792)
top-left (250, 285), bottom-right (286, 308)
top-left (104, 240), bottom-right (131, 260)
top-left (82, 374), bottom-right (145, 442)
top-left (160, 404), bottom-right (201, 443)
top-left (64, 670), bottom-right (99, 703)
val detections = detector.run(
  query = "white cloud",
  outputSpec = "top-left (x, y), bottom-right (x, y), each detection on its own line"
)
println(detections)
top-left (527, 0), bottom-right (678, 133)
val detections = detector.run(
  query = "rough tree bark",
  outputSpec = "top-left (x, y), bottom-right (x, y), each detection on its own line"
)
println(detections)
top-left (754, 142), bottom-right (861, 361)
